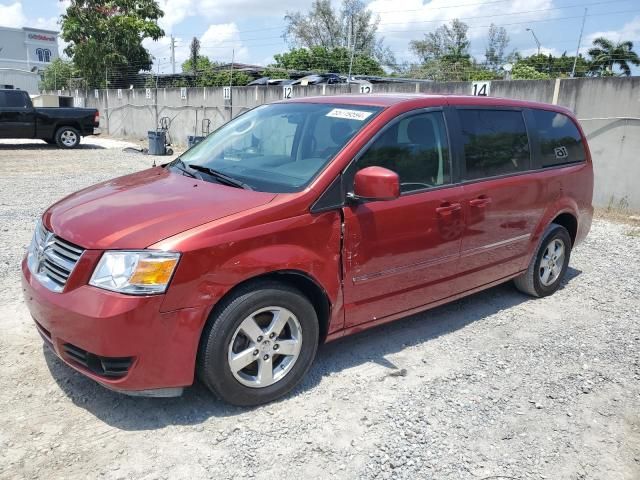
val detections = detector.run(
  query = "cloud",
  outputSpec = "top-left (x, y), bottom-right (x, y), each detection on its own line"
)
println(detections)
top-left (196, 0), bottom-right (309, 21)
top-left (368, 0), bottom-right (556, 60)
top-left (145, 22), bottom-right (249, 73)
top-left (156, 0), bottom-right (194, 34)
top-left (200, 23), bottom-right (249, 63)
top-left (519, 46), bottom-right (562, 57)
top-left (584, 15), bottom-right (640, 51)
top-left (0, 1), bottom-right (26, 27)
top-left (154, 0), bottom-right (310, 30)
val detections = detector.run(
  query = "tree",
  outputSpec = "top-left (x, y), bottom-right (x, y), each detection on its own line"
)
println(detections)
top-left (410, 19), bottom-right (471, 64)
top-left (517, 52), bottom-right (590, 77)
top-left (60, 0), bottom-right (164, 88)
top-left (182, 55), bottom-right (213, 74)
top-left (197, 70), bottom-right (251, 87)
top-left (511, 63), bottom-right (550, 80)
top-left (283, 0), bottom-right (394, 66)
top-left (588, 37), bottom-right (640, 76)
top-left (188, 37), bottom-right (201, 76)
top-left (39, 58), bottom-right (78, 90)
top-left (485, 24), bottom-right (510, 71)
top-left (272, 46), bottom-right (384, 75)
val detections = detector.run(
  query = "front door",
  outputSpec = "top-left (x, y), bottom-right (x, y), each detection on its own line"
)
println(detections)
top-left (454, 108), bottom-right (545, 291)
top-left (0, 90), bottom-right (35, 139)
top-left (342, 109), bottom-right (465, 327)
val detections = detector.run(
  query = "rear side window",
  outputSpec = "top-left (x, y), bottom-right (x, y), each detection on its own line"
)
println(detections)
top-left (459, 109), bottom-right (530, 180)
top-left (532, 109), bottom-right (586, 167)
top-left (0, 91), bottom-right (29, 108)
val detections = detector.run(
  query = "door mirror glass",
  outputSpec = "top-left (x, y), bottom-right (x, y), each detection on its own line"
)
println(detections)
top-left (353, 166), bottom-right (400, 201)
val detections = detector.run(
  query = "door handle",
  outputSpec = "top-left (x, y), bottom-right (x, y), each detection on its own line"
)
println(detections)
top-left (469, 196), bottom-right (492, 207)
top-left (436, 202), bottom-right (462, 216)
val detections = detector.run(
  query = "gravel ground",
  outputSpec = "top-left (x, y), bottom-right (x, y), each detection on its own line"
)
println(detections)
top-left (0, 139), bottom-right (639, 480)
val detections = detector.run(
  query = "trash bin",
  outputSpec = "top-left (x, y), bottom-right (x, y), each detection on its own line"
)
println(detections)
top-left (187, 135), bottom-right (205, 149)
top-left (148, 130), bottom-right (166, 155)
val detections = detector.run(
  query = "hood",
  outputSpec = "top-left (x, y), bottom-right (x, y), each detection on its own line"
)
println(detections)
top-left (44, 167), bottom-right (276, 249)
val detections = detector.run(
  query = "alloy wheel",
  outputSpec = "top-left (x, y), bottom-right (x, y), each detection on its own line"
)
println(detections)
top-left (60, 130), bottom-right (78, 147)
top-left (227, 306), bottom-right (302, 388)
top-left (539, 238), bottom-right (565, 286)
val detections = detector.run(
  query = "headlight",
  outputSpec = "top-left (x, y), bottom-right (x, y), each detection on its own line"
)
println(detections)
top-left (89, 251), bottom-right (180, 295)
top-left (26, 218), bottom-right (43, 275)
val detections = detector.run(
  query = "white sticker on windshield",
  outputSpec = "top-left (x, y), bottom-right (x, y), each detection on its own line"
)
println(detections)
top-left (326, 108), bottom-right (373, 121)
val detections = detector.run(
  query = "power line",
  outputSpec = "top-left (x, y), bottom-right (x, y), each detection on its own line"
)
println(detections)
top-left (185, 8), bottom-right (640, 49)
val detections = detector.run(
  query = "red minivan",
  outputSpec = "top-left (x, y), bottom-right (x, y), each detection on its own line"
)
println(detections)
top-left (22, 95), bottom-right (593, 405)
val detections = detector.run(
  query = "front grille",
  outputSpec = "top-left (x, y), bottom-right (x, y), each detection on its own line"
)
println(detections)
top-left (62, 343), bottom-right (133, 379)
top-left (30, 222), bottom-right (84, 292)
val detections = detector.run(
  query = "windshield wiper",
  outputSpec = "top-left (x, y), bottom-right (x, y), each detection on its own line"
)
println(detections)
top-left (186, 164), bottom-right (253, 190)
top-left (169, 159), bottom-right (197, 179)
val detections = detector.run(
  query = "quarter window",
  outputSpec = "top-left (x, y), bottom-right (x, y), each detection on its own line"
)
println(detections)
top-left (532, 109), bottom-right (586, 167)
top-left (358, 111), bottom-right (451, 193)
top-left (459, 109), bottom-right (530, 180)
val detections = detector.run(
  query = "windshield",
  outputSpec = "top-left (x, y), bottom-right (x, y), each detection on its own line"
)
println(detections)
top-left (174, 103), bottom-right (381, 193)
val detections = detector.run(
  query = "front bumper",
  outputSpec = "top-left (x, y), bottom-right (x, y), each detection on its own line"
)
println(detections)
top-left (21, 258), bottom-right (206, 395)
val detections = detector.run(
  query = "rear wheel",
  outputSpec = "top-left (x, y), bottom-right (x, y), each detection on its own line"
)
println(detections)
top-left (198, 282), bottom-right (319, 406)
top-left (55, 126), bottom-right (81, 148)
top-left (514, 223), bottom-right (572, 297)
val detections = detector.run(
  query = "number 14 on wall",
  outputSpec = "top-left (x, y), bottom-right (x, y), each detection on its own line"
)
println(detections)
top-left (472, 81), bottom-right (491, 96)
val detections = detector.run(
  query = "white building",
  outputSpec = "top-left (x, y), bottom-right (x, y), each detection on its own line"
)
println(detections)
top-left (0, 26), bottom-right (60, 92)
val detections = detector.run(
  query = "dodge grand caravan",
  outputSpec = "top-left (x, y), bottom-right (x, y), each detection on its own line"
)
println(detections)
top-left (22, 95), bottom-right (593, 406)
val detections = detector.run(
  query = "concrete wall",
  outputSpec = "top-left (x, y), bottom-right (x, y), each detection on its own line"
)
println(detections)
top-left (59, 76), bottom-right (640, 210)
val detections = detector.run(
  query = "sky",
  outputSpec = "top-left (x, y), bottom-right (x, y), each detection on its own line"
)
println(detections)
top-left (2, 0), bottom-right (640, 74)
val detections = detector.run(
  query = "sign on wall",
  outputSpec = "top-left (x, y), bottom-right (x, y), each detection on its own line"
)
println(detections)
top-left (94, 89), bottom-right (99, 99)
top-left (223, 86), bottom-right (231, 100)
top-left (359, 83), bottom-right (373, 94)
top-left (27, 33), bottom-right (56, 42)
top-left (180, 87), bottom-right (187, 100)
top-left (283, 85), bottom-right (293, 99)
top-left (471, 81), bottom-right (491, 96)
top-left (145, 88), bottom-right (152, 99)
top-left (117, 89), bottom-right (122, 98)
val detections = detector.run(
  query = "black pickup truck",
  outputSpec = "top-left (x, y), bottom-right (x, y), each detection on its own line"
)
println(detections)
top-left (0, 89), bottom-right (99, 148)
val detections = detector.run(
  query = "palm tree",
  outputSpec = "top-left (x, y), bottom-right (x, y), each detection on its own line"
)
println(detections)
top-left (588, 37), bottom-right (640, 76)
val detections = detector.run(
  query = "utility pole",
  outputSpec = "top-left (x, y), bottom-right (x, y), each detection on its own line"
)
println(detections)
top-left (155, 60), bottom-right (161, 129)
top-left (104, 64), bottom-right (109, 134)
top-left (229, 49), bottom-right (234, 121)
top-left (348, 24), bottom-right (357, 81)
top-left (571, 8), bottom-right (588, 78)
top-left (170, 35), bottom-right (176, 74)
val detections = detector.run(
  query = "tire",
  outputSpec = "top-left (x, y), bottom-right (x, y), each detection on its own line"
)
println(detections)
top-left (55, 126), bottom-right (81, 149)
top-left (197, 281), bottom-right (319, 406)
top-left (514, 223), bottom-right (572, 297)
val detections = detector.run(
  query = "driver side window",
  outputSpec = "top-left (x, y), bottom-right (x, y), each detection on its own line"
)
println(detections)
top-left (358, 111), bottom-right (451, 193)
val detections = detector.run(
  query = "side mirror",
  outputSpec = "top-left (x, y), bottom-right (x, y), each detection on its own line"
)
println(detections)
top-left (351, 166), bottom-right (400, 202)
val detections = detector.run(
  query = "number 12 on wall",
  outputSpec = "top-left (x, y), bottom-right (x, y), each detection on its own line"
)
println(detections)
top-left (471, 81), bottom-right (491, 96)
top-left (283, 86), bottom-right (293, 99)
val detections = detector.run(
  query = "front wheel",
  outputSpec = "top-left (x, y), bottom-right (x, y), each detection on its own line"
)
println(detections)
top-left (514, 223), bottom-right (572, 297)
top-left (197, 282), bottom-right (319, 406)
top-left (55, 126), bottom-right (81, 148)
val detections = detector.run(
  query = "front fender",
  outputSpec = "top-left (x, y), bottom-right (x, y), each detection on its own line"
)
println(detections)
top-left (159, 211), bottom-right (343, 317)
